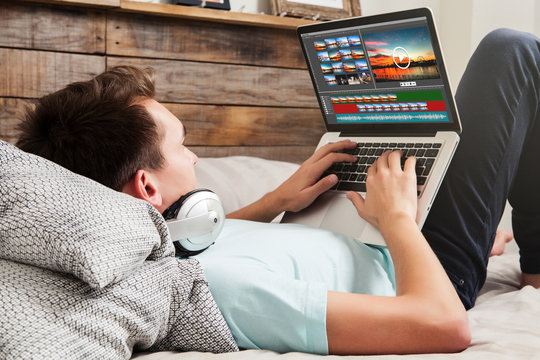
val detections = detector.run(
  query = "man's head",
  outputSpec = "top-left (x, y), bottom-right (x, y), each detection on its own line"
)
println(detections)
top-left (16, 66), bottom-right (198, 213)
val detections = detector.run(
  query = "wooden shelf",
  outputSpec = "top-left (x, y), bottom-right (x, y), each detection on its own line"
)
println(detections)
top-left (21, 0), bottom-right (317, 29)
top-left (119, 0), bottom-right (316, 30)
top-left (23, 0), bottom-right (120, 8)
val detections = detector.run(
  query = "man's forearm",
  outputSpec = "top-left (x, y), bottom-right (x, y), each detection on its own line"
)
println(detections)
top-left (326, 214), bottom-right (470, 355)
top-left (226, 192), bottom-right (284, 223)
top-left (380, 214), bottom-right (464, 304)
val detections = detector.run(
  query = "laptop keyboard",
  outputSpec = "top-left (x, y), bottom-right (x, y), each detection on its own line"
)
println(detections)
top-left (323, 142), bottom-right (442, 196)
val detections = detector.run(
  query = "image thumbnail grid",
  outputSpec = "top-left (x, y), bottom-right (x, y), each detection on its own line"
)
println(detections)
top-left (314, 34), bottom-right (372, 86)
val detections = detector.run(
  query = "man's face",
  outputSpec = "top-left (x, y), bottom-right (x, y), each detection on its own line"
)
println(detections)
top-left (142, 99), bottom-right (198, 213)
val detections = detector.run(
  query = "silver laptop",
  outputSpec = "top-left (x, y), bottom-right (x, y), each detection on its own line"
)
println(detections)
top-left (281, 8), bottom-right (461, 247)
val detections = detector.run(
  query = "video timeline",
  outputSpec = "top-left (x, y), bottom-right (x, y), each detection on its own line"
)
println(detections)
top-left (336, 112), bottom-right (449, 123)
top-left (357, 102), bottom-right (428, 112)
top-left (331, 89), bottom-right (449, 124)
top-left (331, 93), bottom-right (398, 103)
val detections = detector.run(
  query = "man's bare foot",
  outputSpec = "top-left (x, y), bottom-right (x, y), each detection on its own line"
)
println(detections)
top-left (521, 273), bottom-right (540, 289)
top-left (490, 230), bottom-right (514, 257)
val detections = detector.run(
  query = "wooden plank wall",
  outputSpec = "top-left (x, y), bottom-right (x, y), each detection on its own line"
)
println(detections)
top-left (0, 0), bottom-right (325, 163)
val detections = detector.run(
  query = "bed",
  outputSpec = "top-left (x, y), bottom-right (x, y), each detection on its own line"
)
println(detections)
top-left (130, 155), bottom-right (540, 360)
top-left (1, 142), bottom-right (538, 359)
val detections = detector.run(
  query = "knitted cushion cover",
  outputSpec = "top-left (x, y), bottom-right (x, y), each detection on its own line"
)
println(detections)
top-left (0, 142), bottom-right (238, 358)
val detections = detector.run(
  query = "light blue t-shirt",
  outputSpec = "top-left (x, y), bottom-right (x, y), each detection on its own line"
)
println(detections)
top-left (193, 219), bottom-right (396, 354)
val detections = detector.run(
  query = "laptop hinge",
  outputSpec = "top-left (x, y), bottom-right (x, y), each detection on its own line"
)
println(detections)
top-left (340, 132), bottom-right (437, 137)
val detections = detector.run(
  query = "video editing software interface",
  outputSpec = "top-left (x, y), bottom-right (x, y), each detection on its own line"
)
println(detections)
top-left (300, 16), bottom-right (454, 126)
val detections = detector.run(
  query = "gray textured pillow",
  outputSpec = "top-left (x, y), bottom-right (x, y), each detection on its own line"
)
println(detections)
top-left (0, 256), bottom-right (238, 359)
top-left (0, 141), bottom-right (174, 289)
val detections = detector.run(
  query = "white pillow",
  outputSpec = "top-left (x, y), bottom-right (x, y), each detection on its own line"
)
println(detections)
top-left (195, 156), bottom-right (299, 215)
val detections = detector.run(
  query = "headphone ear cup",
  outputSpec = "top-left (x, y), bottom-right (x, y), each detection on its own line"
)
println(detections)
top-left (165, 189), bottom-right (225, 257)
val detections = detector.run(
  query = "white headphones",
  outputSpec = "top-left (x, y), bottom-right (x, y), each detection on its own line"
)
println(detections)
top-left (162, 188), bottom-right (225, 257)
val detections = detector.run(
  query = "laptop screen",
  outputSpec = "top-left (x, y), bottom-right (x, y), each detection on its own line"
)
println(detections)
top-left (298, 8), bottom-right (461, 134)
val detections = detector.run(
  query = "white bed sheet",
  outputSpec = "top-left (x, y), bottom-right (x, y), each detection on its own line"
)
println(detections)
top-left (133, 156), bottom-right (540, 360)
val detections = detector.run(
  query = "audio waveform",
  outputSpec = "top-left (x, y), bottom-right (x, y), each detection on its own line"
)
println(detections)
top-left (336, 112), bottom-right (448, 123)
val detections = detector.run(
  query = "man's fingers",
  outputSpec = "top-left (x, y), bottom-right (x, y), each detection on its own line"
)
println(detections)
top-left (305, 174), bottom-right (338, 199)
top-left (403, 155), bottom-right (417, 173)
top-left (387, 150), bottom-right (403, 170)
top-left (316, 152), bottom-right (357, 174)
top-left (309, 140), bottom-right (356, 163)
top-left (346, 191), bottom-right (365, 216)
top-left (377, 150), bottom-right (398, 171)
top-left (367, 160), bottom-right (376, 175)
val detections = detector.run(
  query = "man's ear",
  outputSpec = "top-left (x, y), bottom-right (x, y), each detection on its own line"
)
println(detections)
top-left (122, 169), bottom-right (163, 209)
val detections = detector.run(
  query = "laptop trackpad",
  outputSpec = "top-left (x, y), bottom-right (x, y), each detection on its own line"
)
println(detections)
top-left (282, 193), bottom-right (387, 246)
top-left (319, 196), bottom-right (387, 246)
top-left (319, 196), bottom-right (367, 238)
top-left (281, 192), bottom-right (335, 228)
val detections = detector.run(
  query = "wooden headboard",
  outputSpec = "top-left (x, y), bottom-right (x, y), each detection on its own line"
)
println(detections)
top-left (0, 0), bottom-right (325, 164)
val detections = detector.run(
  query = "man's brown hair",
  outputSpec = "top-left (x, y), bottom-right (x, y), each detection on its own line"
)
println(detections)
top-left (16, 66), bottom-right (165, 191)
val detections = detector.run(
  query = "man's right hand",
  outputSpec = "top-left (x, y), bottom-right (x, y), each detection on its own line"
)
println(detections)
top-left (346, 150), bottom-right (418, 230)
top-left (326, 149), bottom-right (470, 355)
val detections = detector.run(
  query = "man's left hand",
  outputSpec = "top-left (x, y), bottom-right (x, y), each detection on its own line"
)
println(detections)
top-left (270, 140), bottom-right (357, 213)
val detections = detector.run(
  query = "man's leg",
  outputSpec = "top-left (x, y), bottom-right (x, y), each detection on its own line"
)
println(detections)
top-left (422, 29), bottom-right (540, 309)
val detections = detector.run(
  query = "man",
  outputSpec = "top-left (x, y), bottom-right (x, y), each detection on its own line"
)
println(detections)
top-left (16, 28), bottom-right (540, 355)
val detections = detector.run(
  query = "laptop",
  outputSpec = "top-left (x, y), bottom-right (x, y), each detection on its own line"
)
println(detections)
top-left (280, 8), bottom-right (462, 246)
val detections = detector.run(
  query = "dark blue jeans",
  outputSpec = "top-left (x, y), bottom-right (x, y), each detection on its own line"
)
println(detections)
top-left (422, 29), bottom-right (540, 309)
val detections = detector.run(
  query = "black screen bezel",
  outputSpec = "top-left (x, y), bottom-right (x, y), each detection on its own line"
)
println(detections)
top-left (297, 7), bottom-right (462, 135)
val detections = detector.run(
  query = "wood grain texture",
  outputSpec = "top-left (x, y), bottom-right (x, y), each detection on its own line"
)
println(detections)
top-left (21, 0), bottom-right (120, 8)
top-left (272, 0), bottom-right (361, 20)
top-left (189, 145), bottom-right (315, 164)
top-left (0, 48), bottom-right (105, 98)
top-left (0, 99), bottom-right (324, 161)
top-left (0, 0), bottom-right (324, 164)
top-left (350, 0), bottom-right (362, 18)
top-left (107, 12), bottom-right (306, 68)
top-left (107, 57), bottom-right (318, 108)
top-left (119, 0), bottom-right (316, 30)
top-left (163, 103), bottom-right (324, 146)
top-left (0, 1), bottom-right (106, 53)
top-left (0, 98), bottom-right (34, 144)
